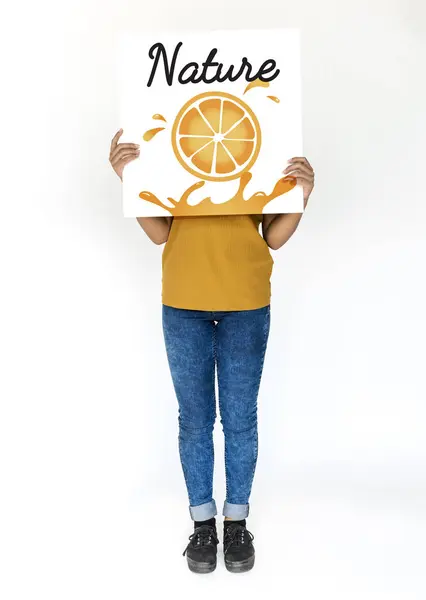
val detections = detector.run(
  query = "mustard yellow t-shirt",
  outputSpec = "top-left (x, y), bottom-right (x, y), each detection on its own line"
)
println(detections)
top-left (161, 214), bottom-right (273, 311)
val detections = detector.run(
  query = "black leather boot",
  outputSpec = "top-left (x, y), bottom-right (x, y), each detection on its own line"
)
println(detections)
top-left (183, 521), bottom-right (219, 573)
top-left (223, 520), bottom-right (255, 573)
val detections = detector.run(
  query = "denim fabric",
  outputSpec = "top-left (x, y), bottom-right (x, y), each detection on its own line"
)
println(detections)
top-left (162, 304), bottom-right (270, 521)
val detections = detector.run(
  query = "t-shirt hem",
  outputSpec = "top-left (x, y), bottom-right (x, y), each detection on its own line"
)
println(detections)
top-left (162, 297), bottom-right (271, 312)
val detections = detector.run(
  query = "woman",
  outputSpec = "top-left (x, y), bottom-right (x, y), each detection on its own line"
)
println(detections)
top-left (109, 129), bottom-right (315, 574)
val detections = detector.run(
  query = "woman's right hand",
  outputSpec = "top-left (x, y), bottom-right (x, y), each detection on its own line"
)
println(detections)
top-left (109, 129), bottom-right (140, 181)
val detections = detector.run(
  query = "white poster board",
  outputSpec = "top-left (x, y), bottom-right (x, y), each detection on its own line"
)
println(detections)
top-left (118, 28), bottom-right (303, 217)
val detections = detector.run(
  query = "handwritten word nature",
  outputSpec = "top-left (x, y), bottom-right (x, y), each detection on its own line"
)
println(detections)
top-left (147, 42), bottom-right (280, 87)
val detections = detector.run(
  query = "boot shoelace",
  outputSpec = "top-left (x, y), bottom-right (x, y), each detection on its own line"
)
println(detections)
top-left (183, 525), bottom-right (219, 556)
top-left (223, 524), bottom-right (254, 555)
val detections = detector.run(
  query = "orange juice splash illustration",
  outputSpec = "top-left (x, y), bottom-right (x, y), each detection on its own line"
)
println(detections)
top-left (143, 127), bottom-right (165, 141)
top-left (243, 78), bottom-right (270, 94)
top-left (139, 86), bottom-right (288, 215)
top-left (139, 172), bottom-right (297, 217)
top-left (152, 114), bottom-right (167, 122)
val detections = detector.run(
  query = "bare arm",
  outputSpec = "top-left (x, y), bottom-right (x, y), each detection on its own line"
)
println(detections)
top-left (109, 128), bottom-right (173, 245)
top-left (135, 216), bottom-right (173, 245)
top-left (262, 212), bottom-right (304, 250)
top-left (262, 157), bottom-right (315, 250)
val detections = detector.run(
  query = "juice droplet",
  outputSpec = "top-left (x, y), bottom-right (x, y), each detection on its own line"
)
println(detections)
top-left (243, 78), bottom-right (270, 94)
top-left (143, 127), bottom-right (165, 141)
top-left (139, 191), bottom-right (175, 211)
top-left (152, 114), bottom-right (167, 122)
top-left (266, 176), bottom-right (297, 201)
top-left (267, 95), bottom-right (280, 103)
top-left (139, 191), bottom-right (160, 202)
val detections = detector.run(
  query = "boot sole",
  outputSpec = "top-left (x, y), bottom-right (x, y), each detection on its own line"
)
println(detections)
top-left (186, 556), bottom-right (217, 574)
top-left (225, 554), bottom-right (255, 573)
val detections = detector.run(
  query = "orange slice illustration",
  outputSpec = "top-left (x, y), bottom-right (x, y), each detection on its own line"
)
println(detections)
top-left (171, 91), bottom-right (261, 182)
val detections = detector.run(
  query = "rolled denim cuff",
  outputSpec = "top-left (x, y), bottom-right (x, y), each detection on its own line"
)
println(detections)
top-left (189, 499), bottom-right (217, 521)
top-left (222, 501), bottom-right (250, 520)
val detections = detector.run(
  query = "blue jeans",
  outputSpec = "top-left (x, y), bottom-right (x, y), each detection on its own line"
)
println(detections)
top-left (162, 304), bottom-right (270, 521)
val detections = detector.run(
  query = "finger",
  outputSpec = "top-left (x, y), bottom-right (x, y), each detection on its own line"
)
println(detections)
top-left (286, 159), bottom-right (313, 174)
top-left (110, 143), bottom-right (140, 161)
top-left (110, 148), bottom-right (140, 167)
top-left (288, 156), bottom-right (312, 168)
top-left (287, 158), bottom-right (313, 175)
top-left (110, 150), bottom-right (139, 168)
top-left (110, 144), bottom-right (140, 160)
top-left (283, 167), bottom-right (314, 180)
top-left (110, 128), bottom-right (123, 152)
top-left (285, 160), bottom-right (313, 174)
top-left (111, 151), bottom-right (140, 169)
top-left (283, 163), bottom-right (313, 177)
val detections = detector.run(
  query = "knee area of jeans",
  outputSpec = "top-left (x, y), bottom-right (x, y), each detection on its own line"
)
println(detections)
top-left (178, 420), bottom-right (215, 437)
top-left (222, 420), bottom-right (258, 436)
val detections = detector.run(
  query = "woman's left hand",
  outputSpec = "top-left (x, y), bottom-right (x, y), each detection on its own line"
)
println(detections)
top-left (283, 157), bottom-right (315, 204)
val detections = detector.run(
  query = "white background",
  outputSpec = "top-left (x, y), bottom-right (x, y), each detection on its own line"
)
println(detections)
top-left (1, 1), bottom-right (426, 599)
top-left (119, 29), bottom-right (304, 216)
